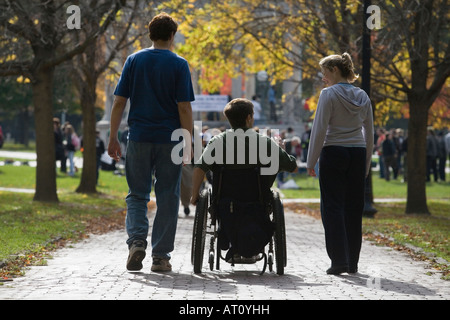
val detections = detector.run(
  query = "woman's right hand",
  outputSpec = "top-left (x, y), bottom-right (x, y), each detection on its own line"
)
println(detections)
top-left (307, 168), bottom-right (316, 177)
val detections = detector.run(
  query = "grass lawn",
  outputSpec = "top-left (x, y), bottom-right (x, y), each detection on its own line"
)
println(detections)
top-left (0, 164), bottom-right (129, 278)
top-left (0, 155), bottom-right (449, 280)
top-left (364, 201), bottom-right (449, 263)
top-left (278, 171), bottom-right (450, 200)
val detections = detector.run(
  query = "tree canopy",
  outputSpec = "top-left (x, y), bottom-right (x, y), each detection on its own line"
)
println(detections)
top-left (162, 0), bottom-right (449, 129)
top-left (161, 0), bottom-right (449, 213)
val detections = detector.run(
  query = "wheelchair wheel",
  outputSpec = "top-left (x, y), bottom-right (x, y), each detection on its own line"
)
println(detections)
top-left (192, 189), bottom-right (209, 273)
top-left (272, 191), bottom-right (286, 275)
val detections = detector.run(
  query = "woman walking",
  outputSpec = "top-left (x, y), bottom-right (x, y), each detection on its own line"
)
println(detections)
top-left (306, 53), bottom-right (374, 275)
top-left (64, 124), bottom-right (80, 177)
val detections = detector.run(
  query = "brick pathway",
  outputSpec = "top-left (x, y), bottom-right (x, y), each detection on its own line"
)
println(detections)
top-left (1, 205), bottom-right (448, 301)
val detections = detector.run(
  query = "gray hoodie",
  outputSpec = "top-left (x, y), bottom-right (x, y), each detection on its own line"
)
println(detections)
top-left (306, 83), bottom-right (374, 176)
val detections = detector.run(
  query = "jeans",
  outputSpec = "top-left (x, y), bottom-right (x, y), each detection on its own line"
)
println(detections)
top-left (319, 146), bottom-right (366, 269)
top-left (125, 140), bottom-right (182, 259)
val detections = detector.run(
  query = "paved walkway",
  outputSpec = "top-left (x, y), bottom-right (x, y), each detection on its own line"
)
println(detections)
top-left (1, 203), bottom-right (448, 301)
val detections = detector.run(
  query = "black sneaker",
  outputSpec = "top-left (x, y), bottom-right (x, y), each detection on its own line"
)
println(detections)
top-left (126, 240), bottom-right (146, 271)
top-left (326, 265), bottom-right (348, 275)
top-left (348, 266), bottom-right (358, 274)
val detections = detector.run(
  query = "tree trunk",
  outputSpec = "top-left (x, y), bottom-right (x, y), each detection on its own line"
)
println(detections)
top-left (76, 43), bottom-right (100, 194)
top-left (405, 97), bottom-right (429, 214)
top-left (32, 66), bottom-right (59, 202)
top-left (22, 107), bottom-right (30, 147)
top-left (76, 79), bottom-right (98, 194)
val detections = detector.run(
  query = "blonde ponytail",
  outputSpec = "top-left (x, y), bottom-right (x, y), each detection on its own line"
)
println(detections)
top-left (319, 52), bottom-right (359, 83)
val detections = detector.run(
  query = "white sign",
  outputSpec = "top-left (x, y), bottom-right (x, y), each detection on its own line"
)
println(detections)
top-left (191, 95), bottom-right (228, 112)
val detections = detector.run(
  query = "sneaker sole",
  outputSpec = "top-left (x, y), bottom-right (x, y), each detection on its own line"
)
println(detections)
top-left (126, 250), bottom-right (146, 271)
top-left (151, 266), bottom-right (172, 272)
top-left (151, 262), bottom-right (172, 272)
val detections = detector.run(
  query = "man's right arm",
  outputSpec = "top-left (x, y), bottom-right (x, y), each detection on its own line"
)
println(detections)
top-left (107, 95), bottom-right (128, 162)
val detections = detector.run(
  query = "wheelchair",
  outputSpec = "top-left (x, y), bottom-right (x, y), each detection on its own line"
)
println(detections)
top-left (191, 166), bottom-right (287, 275)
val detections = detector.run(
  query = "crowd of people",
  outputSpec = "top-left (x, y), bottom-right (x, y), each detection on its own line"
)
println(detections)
top-left (53, 117), bottom-right (80, 176)
top-left (53, 117), bottom-right (106, 184)
top-left (374, 127), bottom-right (449, 183)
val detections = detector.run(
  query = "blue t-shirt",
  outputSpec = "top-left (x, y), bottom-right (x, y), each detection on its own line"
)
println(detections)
top-left (114, 48), bottom-right (195, 143)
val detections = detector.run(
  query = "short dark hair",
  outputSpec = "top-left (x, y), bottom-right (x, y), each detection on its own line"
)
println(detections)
top-left (223, 98), bottom-right (254, 129)
top-left (148, 12), bottom-right (178, 42)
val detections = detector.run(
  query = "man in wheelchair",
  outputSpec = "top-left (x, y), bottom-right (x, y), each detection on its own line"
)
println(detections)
top-left (190, 98), bottom-right (297, 270)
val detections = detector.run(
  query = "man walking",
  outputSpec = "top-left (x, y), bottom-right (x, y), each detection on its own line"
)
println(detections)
top-left (108, 13), bottom-right (195, 272)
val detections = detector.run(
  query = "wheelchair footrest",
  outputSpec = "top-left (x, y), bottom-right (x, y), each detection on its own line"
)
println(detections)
top-left (226, 253), bottom-right (264, 264)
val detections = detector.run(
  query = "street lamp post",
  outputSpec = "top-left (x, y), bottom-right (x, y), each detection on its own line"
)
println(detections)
top-left (362, 0), bottom-right (377, 217)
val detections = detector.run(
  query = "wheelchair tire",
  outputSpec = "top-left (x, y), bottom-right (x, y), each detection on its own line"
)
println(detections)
top-left (272, 191), bottom-right (286, 275)
top-left (192, 189), bottom-right (209, 273)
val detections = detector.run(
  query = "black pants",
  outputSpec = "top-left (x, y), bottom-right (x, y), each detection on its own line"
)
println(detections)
top-left (438, 156), bottom-right (446, 181)
top-left (319, 146), bottom-right (366, 269)
top-left (383, 155), bottom-right (398, 181)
